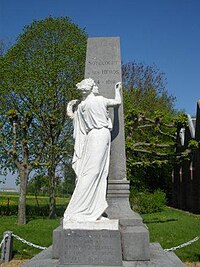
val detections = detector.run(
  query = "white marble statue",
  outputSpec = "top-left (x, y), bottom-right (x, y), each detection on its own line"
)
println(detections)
top-left (63, 78), bottom-right (122, 223)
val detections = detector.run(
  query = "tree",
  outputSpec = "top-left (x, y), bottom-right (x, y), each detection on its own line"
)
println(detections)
top-left (122, 62), bottom-right (189, 193)
top-left (27, 174), bottom-right (49, 207)
top-left (0, 39), bottom-right (11, 185)
top-left (0, 39), bottom-right (9, 56)
top-left (0, 17), bottom-right (87, 223)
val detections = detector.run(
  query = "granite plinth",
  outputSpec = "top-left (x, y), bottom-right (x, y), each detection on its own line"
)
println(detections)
top-left (59, 229), bottom-right (122, 266)
top-left (106, 180), bottom-right (150, 260)
top-left (123, 243), bottom-right (185, 267)
top-left (121, 226), bottom-right (150, 261)
top-left (22, 243), bottom-right (184, 267)
top-left (52, 226), bottom-right (62, 259)
top-left (53, 220), bottom-right (119, 259)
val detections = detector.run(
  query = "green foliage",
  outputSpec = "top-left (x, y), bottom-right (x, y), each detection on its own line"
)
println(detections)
top-left (130, 189), bottom-right (166, 214)
top-left (56, 178), bottom-right (75, 196)
top-left (0, 193), bottom-right (69, 217)
top-left (0, 16), bottom-right (87, 220)
top-left (173, 113), bottom-right (188, 131)
top-left (0, 204), bottom-right (67, 217)
top-left (0, 16), bottom-right (87, 169)
top-left (27, 173), bottom-right (75, 197)
top-left (122, 62), bottom-right (190, 194)
top-left (27, 175), bottom-right (50, 196)
top-left (0, 39), bottom-right (10, 56)
top-left (122, 62), bottom-right (175, 113)
top-left (188, 139), bottom-right (199, 150)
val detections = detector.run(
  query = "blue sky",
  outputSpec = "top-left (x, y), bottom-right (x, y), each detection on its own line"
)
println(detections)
top-left (1, 0), bottom-right (200, 188)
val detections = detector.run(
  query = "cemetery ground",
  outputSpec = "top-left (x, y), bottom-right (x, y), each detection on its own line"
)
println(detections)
top-left (0, 193), bottom-right (200, 266)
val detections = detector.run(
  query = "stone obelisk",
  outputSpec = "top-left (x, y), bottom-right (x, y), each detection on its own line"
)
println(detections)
top-left (85, 37), bottom-right (149, 260)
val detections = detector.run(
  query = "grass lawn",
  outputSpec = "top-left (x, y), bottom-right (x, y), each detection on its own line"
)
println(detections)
top-left (142, 207), bottom-right (200, 262)
top-left (0, 216), bottom-right (60, 259)
top-left (0, 193), bottom-right (68, 258)
top-left (0, 193), bottom-right (200, 262)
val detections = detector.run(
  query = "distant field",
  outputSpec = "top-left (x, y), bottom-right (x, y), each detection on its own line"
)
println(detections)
top-left (0, 193), bottom-right (69, 206)
top-left (0, 193), bottom-right (69, 217)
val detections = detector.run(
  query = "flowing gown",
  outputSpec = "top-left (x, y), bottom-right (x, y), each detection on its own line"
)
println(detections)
top-left (63, 94), bottom-right (113, 222)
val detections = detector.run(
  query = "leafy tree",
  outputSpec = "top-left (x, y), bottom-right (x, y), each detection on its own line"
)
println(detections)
top-left (27, 175), bottom-right (49, 206)
top-left (60, 162), bottom-right (75, 196)
top-left (0, 39), bottom-right (9, 56)
top-left (0, 17), bottom-right (87, 223)
top-left (0, 39), bottom-right (10, 185)
top-left (122, 62), bottom-right (189, 193)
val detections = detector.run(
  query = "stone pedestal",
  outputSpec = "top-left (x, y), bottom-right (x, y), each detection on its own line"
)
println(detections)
top-left (59, 229), bottom-right (122, 267)
top-left (106, 180), bottom-right (150, 261)
top-left (52, 220), bottom-right (123, 267)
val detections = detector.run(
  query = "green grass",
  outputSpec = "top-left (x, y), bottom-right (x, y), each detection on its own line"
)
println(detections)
top-left (0, 193), bottom-right (200, 262)
top-left (142, 207), bottom-right (200, 262)
top-left (0, 216), bottom-right (60, 259)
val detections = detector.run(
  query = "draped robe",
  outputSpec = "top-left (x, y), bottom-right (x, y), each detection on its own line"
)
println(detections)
top-left (63, 95), bottom-right (112, 222)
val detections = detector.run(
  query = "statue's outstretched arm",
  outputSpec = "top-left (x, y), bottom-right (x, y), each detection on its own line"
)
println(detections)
top-left (67, 99), bottom-right (79, 119)
top-left (106, 82), bottom-right (122, 107)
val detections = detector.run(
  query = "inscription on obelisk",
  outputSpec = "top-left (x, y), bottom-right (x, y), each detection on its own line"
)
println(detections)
top-left (85, 37), bottom-right (126, 181)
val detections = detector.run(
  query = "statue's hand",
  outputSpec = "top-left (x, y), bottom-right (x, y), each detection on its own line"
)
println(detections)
top-left (67, 99), bottom-right (79, 119)
top-left (68, 99), bottom-right (79, 107)
top-left (115, 82), bottom-right (122, 91)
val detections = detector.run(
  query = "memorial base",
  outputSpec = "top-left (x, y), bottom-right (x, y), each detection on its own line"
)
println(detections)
top-left (22, 218), bottom-right (184, 267)
top-left (106, 180), bottom-right (150, 260)
top-left (22, 242), bottom-right (184, 267)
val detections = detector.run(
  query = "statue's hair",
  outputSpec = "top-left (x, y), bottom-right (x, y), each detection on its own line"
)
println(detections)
top-left (76, 78), bottom-right (95, 91)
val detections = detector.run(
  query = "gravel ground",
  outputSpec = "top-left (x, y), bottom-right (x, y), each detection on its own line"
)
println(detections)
top-left (185, 263), bottom-right (200, 267)
top-left (0, 260), bottom-right (28, 267)
top-left (1, 260), bottom-right (200, 266)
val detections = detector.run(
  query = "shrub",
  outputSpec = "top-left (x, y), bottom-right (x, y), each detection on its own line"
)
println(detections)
top-left (0, 195), bottom-right (69, 217)
top-left (130, 189), bottom-right (166, 214)
top-left (0, 204), bottom-right (67, 217)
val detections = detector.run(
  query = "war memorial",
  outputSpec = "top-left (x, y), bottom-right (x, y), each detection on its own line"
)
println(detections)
top-left (22, 37), bottom-right (184, 267)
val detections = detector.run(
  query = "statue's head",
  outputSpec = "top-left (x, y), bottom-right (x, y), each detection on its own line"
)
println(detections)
top-left (76, 78), bottom-right (99, 95)
top-left (92, 84), bottom-right (99, 95)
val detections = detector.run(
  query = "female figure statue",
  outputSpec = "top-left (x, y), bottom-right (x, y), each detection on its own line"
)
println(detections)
top-left (63, 78), bottom-right (121, 223)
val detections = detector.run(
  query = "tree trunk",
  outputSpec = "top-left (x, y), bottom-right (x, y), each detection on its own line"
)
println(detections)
top-left (48, 167), bottom-right (57, 219)
top-left (18, 170), bottom-right (29, 224)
